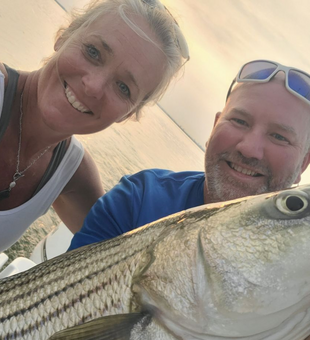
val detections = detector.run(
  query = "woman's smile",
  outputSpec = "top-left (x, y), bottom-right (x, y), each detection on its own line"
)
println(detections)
top-left (64, 83), bottom-right (92, 114)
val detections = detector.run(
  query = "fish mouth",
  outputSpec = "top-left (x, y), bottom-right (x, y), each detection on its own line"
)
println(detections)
top-left (227, 161), bottom-right (263, 177)
top-left (64, 82), bottom-right (93, 114)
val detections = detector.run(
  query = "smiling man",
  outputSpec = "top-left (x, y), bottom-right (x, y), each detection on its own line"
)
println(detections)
top-left (68, 60), bottom-right (310, 248)
top-left (204, 64), bottom-right (310, 203)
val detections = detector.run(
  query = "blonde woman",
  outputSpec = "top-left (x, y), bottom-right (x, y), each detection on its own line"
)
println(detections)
top-left (0, 0), bottom-right (189, 252)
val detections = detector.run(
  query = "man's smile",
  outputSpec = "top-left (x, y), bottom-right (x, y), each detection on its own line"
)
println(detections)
top-left (227, 161), bottom-right (263, 177)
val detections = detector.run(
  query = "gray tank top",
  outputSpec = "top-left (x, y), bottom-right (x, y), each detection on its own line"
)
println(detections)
top-left (0, 64), bottom-right (67, 195)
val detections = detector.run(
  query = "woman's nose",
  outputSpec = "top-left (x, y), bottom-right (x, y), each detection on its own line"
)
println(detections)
top-left (82, 70), bottom-right (109, 100)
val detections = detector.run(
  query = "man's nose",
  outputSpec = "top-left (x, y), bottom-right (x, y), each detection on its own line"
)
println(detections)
top-left (235, 132), bottom-right (265, 160)
top-left (82, 70), bottom-right (109, 100)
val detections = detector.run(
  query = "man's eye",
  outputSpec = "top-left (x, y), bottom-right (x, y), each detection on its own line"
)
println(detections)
top-left (86, 44), bottom-right (100, 60)
top-left (117, 82), bottom-right (130, 97)
top-left (272, 133), bottom-right (289, 143)
top-left (231, 118), bottom-right (248, 126)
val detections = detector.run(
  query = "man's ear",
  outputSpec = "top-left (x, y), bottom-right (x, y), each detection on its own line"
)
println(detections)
top-left (294, 150), bottom-right (310, 184)
top-left (205, 112), bottom-right (222, 149)
top-left (214, 112), bottom-right (222, 127)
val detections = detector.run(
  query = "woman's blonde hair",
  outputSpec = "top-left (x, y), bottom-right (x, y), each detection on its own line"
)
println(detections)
top-left (55, 0), bottom-right (189, 119)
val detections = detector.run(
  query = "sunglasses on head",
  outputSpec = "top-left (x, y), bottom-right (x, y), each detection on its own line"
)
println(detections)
top-left (226, 60), bottom-right (310, 105)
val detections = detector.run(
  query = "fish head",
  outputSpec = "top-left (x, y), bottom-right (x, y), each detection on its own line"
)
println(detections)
top-left (195, 184), bottom-right (310, 336)
top-left (133, 184), bottom-right (310, 339)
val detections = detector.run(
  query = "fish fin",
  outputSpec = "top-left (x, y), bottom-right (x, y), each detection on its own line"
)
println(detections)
top-left (48, 312), bottom-right (148, 340)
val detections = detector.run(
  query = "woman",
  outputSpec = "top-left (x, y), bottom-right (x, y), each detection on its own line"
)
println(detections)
top-left (0, 0), bottom-right (189, 252)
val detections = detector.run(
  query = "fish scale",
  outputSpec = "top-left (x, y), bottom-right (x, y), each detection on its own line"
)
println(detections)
top-left (1, 187), bottom-right (310, 339)
top-left (0, 215), bottom-right (173, 340)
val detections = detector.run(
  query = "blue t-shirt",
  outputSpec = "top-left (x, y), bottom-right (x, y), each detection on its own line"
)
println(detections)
top-left (68, 169), bottom-right (205, 250)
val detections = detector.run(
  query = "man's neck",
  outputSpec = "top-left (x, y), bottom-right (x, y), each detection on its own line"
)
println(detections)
top-left (203, 181), bottom-right (214, 205)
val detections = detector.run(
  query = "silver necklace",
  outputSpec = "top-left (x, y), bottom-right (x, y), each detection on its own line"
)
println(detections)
top-left (0, 93), bottom-right (51, 201)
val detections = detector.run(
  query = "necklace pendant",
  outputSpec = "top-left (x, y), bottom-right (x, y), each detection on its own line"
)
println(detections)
top-left (9, 181), bottom-right (16, 189)
top-left (0, 188), bottom-right (11, 200)
top-left (0, 179), bottom-right (19, 201)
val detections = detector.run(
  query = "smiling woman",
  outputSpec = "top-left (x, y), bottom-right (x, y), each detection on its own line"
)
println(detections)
top-left (0, 0), bottom-right (189, 252)
top-left (41, 12), bottom-right (168, 135)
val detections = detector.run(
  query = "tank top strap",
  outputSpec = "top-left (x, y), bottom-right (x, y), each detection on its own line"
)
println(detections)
top-left (33, 139), bottom-right (68, 195)
top-left (0, 64), bottom-right (68, 196)
top-left (0, 64), bottom-right (19, 142)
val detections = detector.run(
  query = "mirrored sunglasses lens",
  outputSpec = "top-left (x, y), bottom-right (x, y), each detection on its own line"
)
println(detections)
top-left (288, 70), bottom-right (310, 101)
top-left (240, 61), bottom-right (277, 80)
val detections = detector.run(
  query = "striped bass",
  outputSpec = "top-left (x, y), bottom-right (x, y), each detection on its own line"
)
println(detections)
top-left (1, 185), bottom-right (310, 340)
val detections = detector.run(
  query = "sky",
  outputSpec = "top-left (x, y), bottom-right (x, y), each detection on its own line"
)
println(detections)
top-left (57, 0), bottom-right (310, 184)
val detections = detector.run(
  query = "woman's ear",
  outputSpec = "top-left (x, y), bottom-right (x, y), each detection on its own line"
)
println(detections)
top-left (54, 36), bottom-right (64, 52)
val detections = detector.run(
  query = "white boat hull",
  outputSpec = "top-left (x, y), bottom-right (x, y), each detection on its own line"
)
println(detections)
top-left (0, 222), bottom-right (73, 277)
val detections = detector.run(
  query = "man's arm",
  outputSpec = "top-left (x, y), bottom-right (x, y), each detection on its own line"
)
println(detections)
top-left (53, 149), bottom-right (104, 234)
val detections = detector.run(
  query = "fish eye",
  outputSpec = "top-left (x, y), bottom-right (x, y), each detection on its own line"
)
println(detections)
top-left (286, 196), bottom-right (305, 211)
top-left (276, 194), bottom-right (308, 215)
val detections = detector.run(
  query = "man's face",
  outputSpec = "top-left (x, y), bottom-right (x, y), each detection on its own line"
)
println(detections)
top-left (204, 80), bottom-right (310, 203)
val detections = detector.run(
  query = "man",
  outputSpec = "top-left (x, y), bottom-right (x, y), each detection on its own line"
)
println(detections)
top-left (68, 59), bottom-right (310, 250)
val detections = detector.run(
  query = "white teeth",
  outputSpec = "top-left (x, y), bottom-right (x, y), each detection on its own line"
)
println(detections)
top-left (230, 163), bottom-right (258, 177)
top-left (65, 87), bottom-right (90, 113)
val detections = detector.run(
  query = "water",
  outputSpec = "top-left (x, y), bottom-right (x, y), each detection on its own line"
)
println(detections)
top-left (5, 104), bottom-right (205, 261)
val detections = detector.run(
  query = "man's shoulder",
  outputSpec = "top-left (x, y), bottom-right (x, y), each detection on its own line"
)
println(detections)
top-left (124, 168), bottom-right (205, 184)
top-left (122, 169), bottom-right (205, 218)
top-left (121, 168), bottom-right (204, 190)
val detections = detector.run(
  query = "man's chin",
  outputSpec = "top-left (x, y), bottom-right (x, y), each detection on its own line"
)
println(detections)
top-left (208, 181), bottom-right (268, 202)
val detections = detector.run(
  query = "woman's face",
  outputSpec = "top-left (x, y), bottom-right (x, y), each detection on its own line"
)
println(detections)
top-left (37, 13), bottom-right (167, 135)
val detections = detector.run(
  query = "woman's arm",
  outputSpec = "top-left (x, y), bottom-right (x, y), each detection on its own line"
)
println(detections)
top-left (68, 172), bottom-right (139, 251)
top-left (53, 149), bottom-right (104, 233)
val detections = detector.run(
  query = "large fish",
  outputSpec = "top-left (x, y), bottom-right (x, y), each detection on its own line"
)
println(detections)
top-left (1, 185), bottom-right (310, 340)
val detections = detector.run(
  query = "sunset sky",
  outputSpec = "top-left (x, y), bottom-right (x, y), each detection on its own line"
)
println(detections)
top-left (58, 0), bottom-right (310, 184)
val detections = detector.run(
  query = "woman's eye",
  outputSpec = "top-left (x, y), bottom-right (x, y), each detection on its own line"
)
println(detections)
top-left (85, 44), bottom-right (100, 60)
top-left (117, 82), bottom-right (131, 97)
